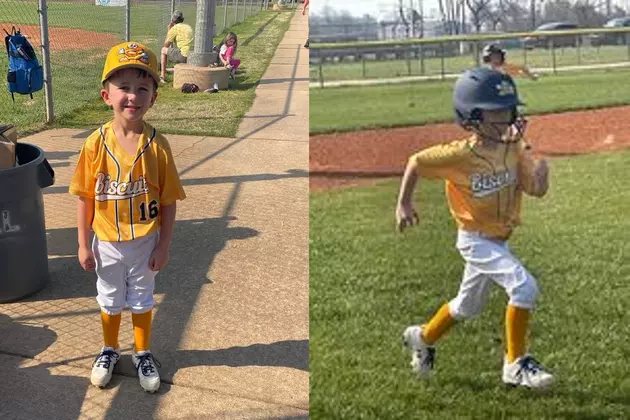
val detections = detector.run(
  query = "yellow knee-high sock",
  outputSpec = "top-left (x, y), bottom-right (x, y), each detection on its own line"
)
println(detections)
top-left (422, 303), bottom-right (456, 345)
top-left (506, 305), bottom-right (530, 363)
top-left (100, 311), bottom-right (121, 349)
top-left (132, 310), bottom-right (153, 353)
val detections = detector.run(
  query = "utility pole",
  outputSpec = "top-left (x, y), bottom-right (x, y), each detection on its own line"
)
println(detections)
top-left (187, 0), bottom-right (217, 67)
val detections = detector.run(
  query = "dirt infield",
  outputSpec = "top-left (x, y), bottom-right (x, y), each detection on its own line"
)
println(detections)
top-left (310, 105), bottom-right (630, 191)
top-left (1, 24), bottom-right (119, 52)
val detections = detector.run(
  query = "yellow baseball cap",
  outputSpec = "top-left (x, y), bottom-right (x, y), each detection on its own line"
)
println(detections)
top-left (101, 42), bottom-right (159, 86)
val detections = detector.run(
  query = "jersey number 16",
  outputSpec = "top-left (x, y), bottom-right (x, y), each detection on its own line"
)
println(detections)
top-left (139, 200), bottom-right (159, 221)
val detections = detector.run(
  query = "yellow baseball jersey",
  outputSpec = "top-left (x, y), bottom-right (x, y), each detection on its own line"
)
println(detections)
top-left (411, 135), bottom-right (539, 240)
top-left (69, 120), bottom-right (186, 243)
top-left (166, 23), bottom-right (193, 56)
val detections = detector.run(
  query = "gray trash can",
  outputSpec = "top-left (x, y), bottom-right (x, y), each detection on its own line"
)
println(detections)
top-left (0, 142), bottom-right (55, 303)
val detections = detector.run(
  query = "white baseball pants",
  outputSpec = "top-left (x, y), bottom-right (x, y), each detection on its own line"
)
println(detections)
top-left (448, 230), bottom-right (539, 320)
top-left (92, 231), bottom-right (159, 315)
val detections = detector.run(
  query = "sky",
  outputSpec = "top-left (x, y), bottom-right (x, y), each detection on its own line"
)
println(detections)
top-left (310, 0), bottom-right (442, 21)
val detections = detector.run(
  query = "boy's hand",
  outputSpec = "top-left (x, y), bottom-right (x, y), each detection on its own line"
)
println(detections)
top-left (78, 246), bottom-right (96, 272)
top-left (396, 202), bottom-right (419, 233)
top-left (149, 243), bottom-right (169, 271)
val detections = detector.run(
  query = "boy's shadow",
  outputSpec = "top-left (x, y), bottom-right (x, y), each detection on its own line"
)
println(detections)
top-left (0, 314), bottom-right (89, 420)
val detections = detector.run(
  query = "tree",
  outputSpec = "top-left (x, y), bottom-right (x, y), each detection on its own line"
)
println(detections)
top-left (501, 0), bottom-right (531, 31)
top-left (398, 0), bottom-right (411, 38)
top-left (482, 0), bottom-right (506, 31)
top-left (437, 0), bottom-right (466, 34)
top-left (466, 0), bottom-right (493, 32)
top-left (541, 0), bottom-right (608, 27)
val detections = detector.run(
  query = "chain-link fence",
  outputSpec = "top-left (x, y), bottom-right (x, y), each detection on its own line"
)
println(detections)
top-left (310, 27), bottom-right (630, 86)
top-left (0, 0), bottom-right (269, 136)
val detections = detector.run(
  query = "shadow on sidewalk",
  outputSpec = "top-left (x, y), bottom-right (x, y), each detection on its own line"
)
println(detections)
top-left (0, 314), bottom-right (89, 420)
top-left (177, 339), bottom-right (308, 372)
top-left (43, 169), bottom-right (309, 196)
top-left (39, 216), bottom-right (258, 302)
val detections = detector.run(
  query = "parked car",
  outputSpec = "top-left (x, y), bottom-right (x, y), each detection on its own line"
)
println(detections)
top-left (522, 22), bottom-right (580, 49)
top-left (589, 17), bottom-right (630, 46)
top-left (483, 31), bottom-right (524, 50)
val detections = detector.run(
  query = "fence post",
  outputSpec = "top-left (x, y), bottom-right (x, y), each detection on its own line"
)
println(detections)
top-left (171, 0), bottom-right (175, 16)
top-left (362, 56), bottom-right (366, 78)
top-left (473, 41), bottom-right (480, 66)
top-left (318, 61), bottom-right (324, 88)
top-left (235, 0), bottom-right (238, 24)
top-left (223, 0), bottom-right (228, 33)
top-left (576, 34), bottom-right (580, 66)
top-left (440, 42), bottom-right (445, 80)
top-left (125, 0), bottom-right (130, 41)
top-left (419, 45), bottom-right (425, 75)
top-left (242, 0), bottom-right (246, 20)
top-left (627, 32), bottom-right (630, 62)
top-left (551, 39), bottom-right (557, 75)
top-left (523, 44), bottom-right (527, 67)
top-left (38, 0), bottom-right (53, 123)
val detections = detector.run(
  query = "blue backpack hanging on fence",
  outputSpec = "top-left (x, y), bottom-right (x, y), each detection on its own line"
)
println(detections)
top-left (4, 26), bottom-right (44, 101)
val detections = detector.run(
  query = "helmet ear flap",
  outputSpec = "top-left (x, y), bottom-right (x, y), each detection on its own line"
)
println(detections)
top-left (470, 108), bottom-right (483, 124)
top-left (458, 108), bottom-right (482, 131)
top-left (509, 107), bottom-right (517, 124)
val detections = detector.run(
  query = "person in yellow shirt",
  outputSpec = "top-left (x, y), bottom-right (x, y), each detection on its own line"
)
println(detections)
top-left (69, 42), bottom-right (186, 393)
top-left (160, 10), bottom-right (194, 83)
top-left (397, 67), bottom-right (554, 389)
top-left (483, 43), bottom-right (539, 81)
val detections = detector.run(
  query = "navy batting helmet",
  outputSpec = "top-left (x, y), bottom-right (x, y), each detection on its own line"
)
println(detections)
top-left (482, 43), bottom-right (505, 63)
top-left (453, 67), bottom-right (523, 127)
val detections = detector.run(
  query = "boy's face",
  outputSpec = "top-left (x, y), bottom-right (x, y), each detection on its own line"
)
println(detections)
top-left (101, 68), bottom-right (157, 123)
top-left (478, 109), bottom-right (514, 142)
top-left (489, 52), bottom-right (503, 66)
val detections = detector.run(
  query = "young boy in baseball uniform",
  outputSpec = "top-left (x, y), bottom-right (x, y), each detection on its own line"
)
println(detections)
top-left (69, 42), bottom-right (186, 393)
top-left (397, 67), bottom-right (554, 389)
top-left (482, 43), bottom-right (539, 81)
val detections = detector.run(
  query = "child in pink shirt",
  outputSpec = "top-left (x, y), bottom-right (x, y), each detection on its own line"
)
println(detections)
top-left (220, 32), bottom-right (240, 80)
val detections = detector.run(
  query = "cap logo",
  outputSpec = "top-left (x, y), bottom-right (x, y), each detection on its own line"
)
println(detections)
top-left (496, 80), bottom-right (515, 96)
top-left (117, 43), bottom-right (150, 65)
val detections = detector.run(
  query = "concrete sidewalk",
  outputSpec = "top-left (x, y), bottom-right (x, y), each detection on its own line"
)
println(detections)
top-left (0, 10), bottom-right (309, 420)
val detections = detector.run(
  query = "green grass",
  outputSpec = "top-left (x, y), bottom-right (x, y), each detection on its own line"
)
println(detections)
top-left (0, 8), bottom-right (293, 137)
top-left (310, 68), bottom-right (630, 134)
top-left (311, 45), bottom-right (630, 82)
top-left (309, 150), bottom-right (630, 419)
